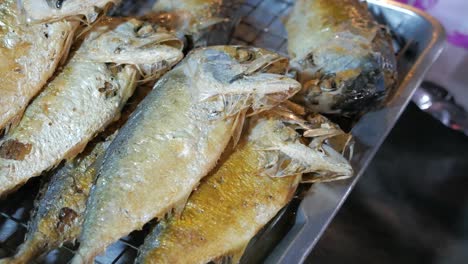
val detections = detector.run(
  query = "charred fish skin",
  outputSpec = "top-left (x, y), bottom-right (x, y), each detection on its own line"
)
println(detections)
top-left (0, 138), bottom-right (112, 264)
top-left (0, 0), bottom-right (79, 135)
top-left (286, 0), bottom-right (397, 115)
top-left (20, 0), bottom-right (121, 23)
top-left (71, 46), bottom-right (300, 264)
top-left (0, 17), bottom-right (183, 196)
top-left (136, 115), bottom-right (353, 264)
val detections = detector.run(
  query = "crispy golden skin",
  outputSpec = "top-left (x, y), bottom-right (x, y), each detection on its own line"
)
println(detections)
top-left (0, 0), bottom-right (78, 134)
top-left (0, 82), bottom-right (155, 264)
top-left (0, 17), bottom-right (183, 196)
top-left (0, 139), bottom-right (110, 264)
top-left (71, 46), bottom-right (300, 264)
top-left (136, 115), bottom-right (353, 264)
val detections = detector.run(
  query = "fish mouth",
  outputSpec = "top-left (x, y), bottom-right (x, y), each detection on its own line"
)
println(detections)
top-left (208, 46), bottom-right (290, 75)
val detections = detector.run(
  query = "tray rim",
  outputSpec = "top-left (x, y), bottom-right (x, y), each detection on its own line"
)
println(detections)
top-left (265, 1), bottom-right (446, 263)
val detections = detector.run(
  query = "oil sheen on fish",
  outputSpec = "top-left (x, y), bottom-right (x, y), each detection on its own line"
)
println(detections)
top-left (286, 0), bottom-right (397, 115)
top-left (71, 46), bottom-right (301, 264)
top-left (20, 0), bottom-right (121, 23)
top-left (0, 0), bottom-right (78, 134)
top-left (0, 17), bottom-right (183, 196)
top-left (0, 137), bottom-right (112, 264)
top-left (0, 80), bottom-right (155, 264)
top-left (136, 114), bottom-right (353, 264)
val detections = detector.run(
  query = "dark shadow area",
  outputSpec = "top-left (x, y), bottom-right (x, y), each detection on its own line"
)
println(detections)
top-left (308, 103), bottom-right (468, 264)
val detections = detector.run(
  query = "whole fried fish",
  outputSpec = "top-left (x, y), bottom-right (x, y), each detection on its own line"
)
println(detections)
top-left (0, 82), bottom-right (155, 264)
top-left (136, 113), bottom-right (353, 264)
top-left (286, 0), bottom-right (397, 115)
top-left (0, 17), bottom-right (183, 195)
top-left (71, 46), bottom-right (300, 263)
top-left (0, 0), bottom-right (78, 134)
top-left (0, 137), bottom-right (112, 264)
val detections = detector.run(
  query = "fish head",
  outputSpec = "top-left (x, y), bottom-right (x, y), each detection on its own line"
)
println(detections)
top-left (292, 30), bottom-right (397, 115)
top-left (183, 46), bottom-right (301, 117)
top-left (19, 0), bottom-right (120, 23)
top-left (74, 17), bottom-right (184, 81)
top-left (248, 113), bottom-right (353, 181)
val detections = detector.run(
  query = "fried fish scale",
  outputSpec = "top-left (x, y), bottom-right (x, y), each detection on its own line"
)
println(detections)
top-left (0, 137), bottom-right (111, 264)
top-left (0, 0), bottom-right (78, 134)
top-left (136, 114), bottom-right (352, 264)
top-left (0, 17), bottom-right (183, 196)
top-left (1, 81), bottom-right (156, 264)
top-left (71, 46), bottom-right (300, 264)
top-left (286, 0), bottom-right (397, 115)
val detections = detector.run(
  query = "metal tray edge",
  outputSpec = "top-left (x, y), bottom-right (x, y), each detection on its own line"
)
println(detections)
top-left (265, 1), bottom-right (446, 263)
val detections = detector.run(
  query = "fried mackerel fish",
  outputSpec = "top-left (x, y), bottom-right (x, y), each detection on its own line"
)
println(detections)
top-left (0, 0), bottom-right (79, 134)
top-left (0, 17), bottom-right (183, 195)
top-left (0, 81), bottom-right (155, 264)
top-left (0, 137), bottom-right (112, 264)
top-left (136, 113), bottom-right (353, 264)
top-left (286, 0), bottom-right (397, 115)
top-left (71, 46), bottom-right (300, 264)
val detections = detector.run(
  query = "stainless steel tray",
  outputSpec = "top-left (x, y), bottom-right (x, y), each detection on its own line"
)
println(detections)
top-left (260, 1), bottom-right (446, 263)
top-left (0, 0), bottom-right (445, 263)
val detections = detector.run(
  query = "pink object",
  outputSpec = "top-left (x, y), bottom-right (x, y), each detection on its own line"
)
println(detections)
top-left (396, 0), bottom-right (468, 49)
top-left (397, 0), bottom-right (439, 9)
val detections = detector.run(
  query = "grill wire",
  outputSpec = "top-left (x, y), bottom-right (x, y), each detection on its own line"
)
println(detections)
top-left (0, 0), bottom-right (405, 263)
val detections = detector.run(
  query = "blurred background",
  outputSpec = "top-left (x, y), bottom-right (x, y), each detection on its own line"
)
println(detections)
top-left (308, 1), bottom-right (468, 263)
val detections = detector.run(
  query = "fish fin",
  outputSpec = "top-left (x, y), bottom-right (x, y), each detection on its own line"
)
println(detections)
top-left (59, 22), bottom-right (79, 66)
top-left (281, 100), bottom-right (306, 116)
top-left (231, 109), bottom-right (247, 148)
top-left (193, 17), bottom-right (227, 34)
top-left (74, 14), bottom-right (103, 40)
top-left (268, 139), bottom-right (353, 181)
top-left (249, 115), bottom-right (353, 180)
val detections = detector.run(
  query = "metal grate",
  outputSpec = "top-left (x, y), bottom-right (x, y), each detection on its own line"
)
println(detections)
top-left (0, 0), bottom-right (408, 263)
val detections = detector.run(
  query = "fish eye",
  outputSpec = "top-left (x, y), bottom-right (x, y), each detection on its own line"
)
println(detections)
top-left (46, 0), bottom-right (66, 9)
top-left (235, 47), bottom-right (255, 63)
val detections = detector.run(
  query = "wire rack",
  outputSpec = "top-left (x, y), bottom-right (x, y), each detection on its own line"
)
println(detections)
top-left (0, 0), bottom-right (406, 263)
